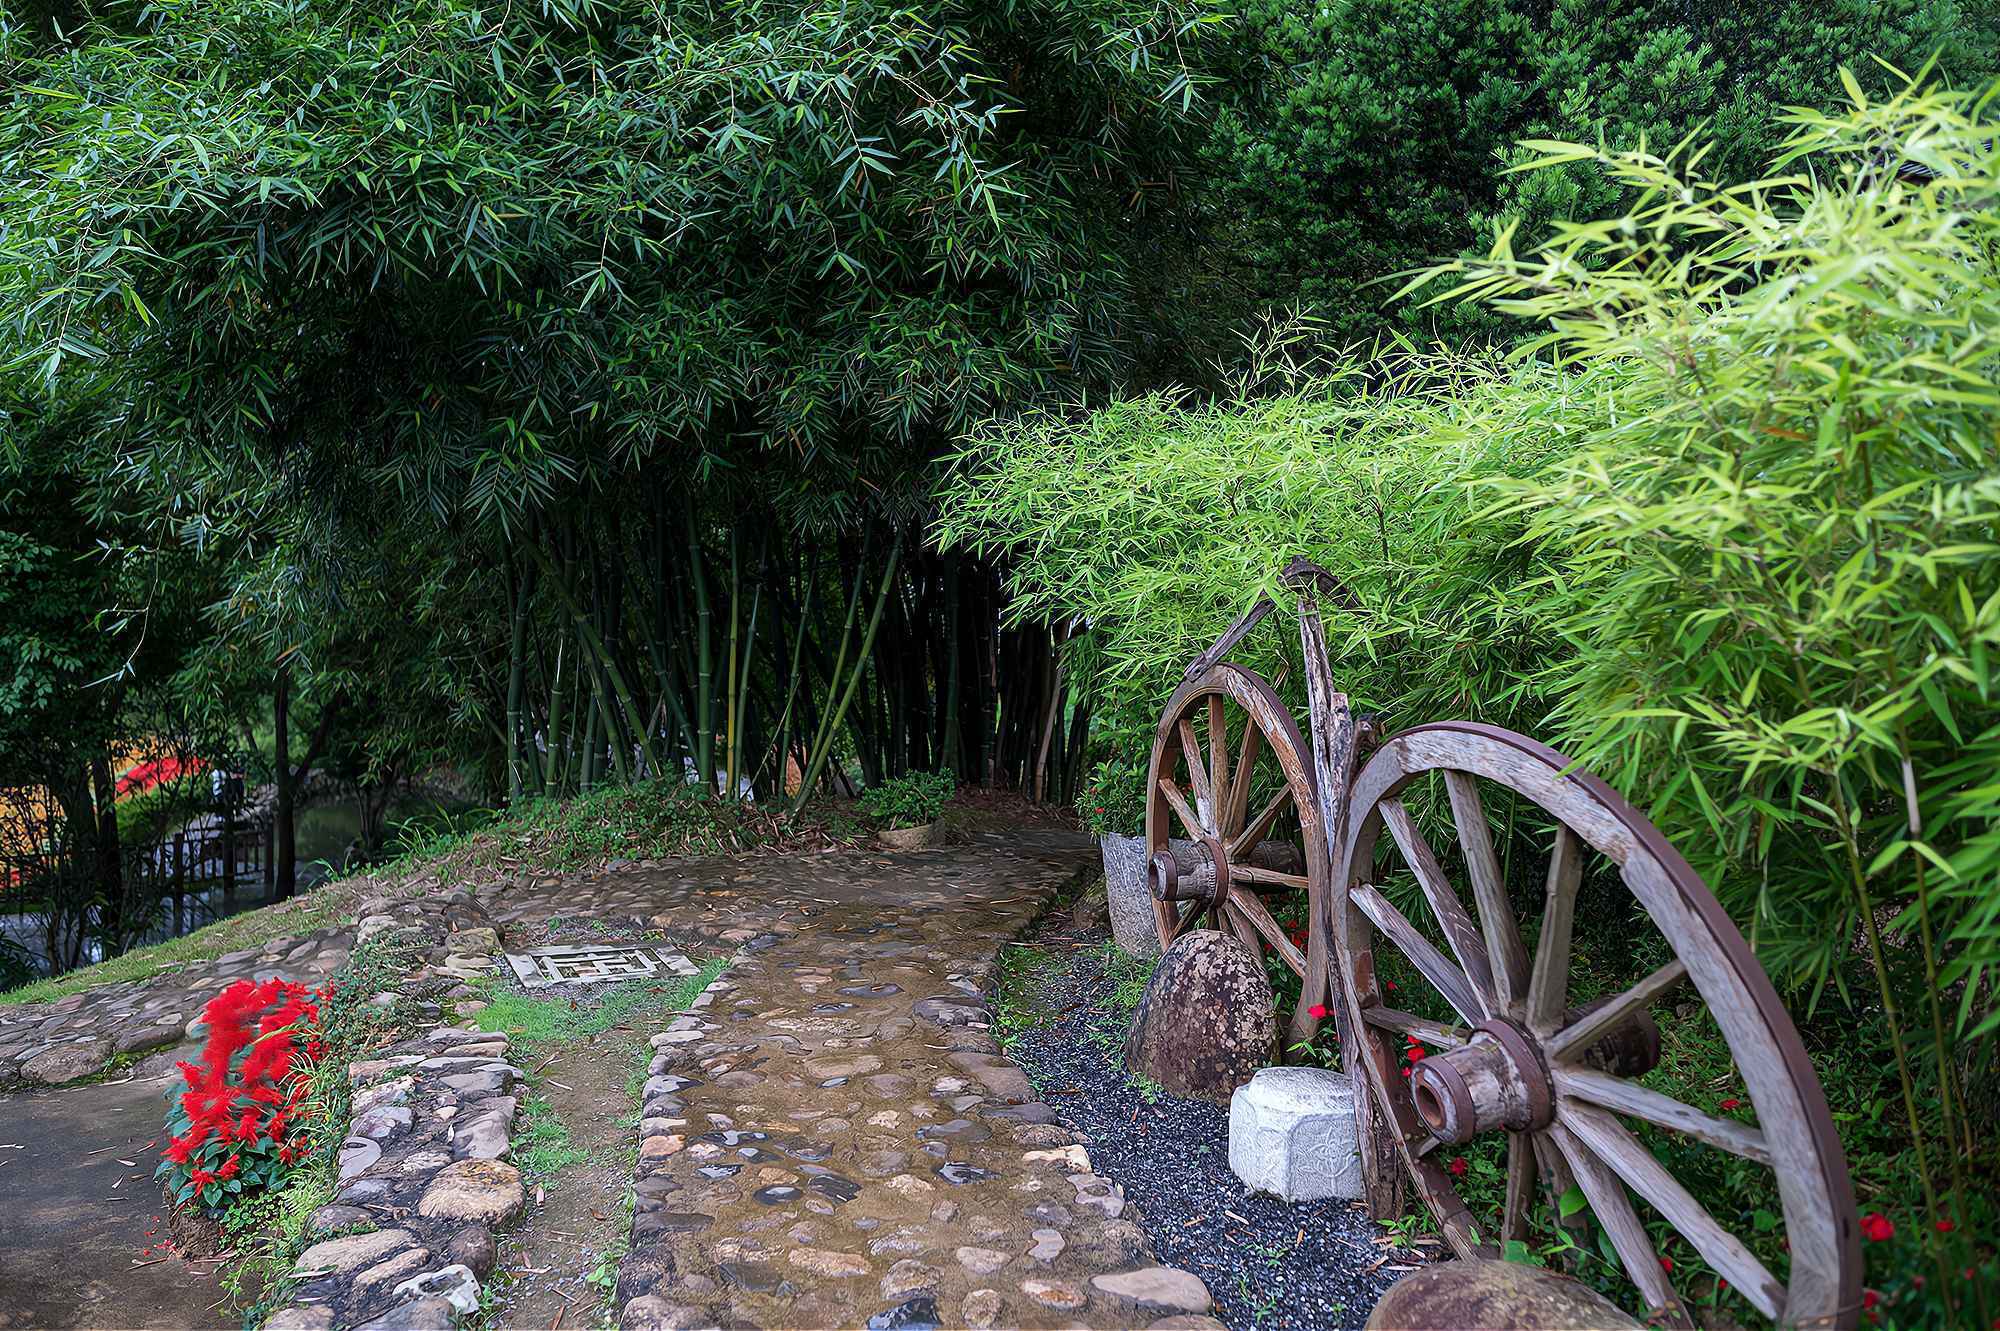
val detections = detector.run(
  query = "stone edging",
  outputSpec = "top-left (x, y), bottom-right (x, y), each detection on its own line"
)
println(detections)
top-left (264, 891), bottom-right (522, 1330)
top-left (611, 955), bottom-right (738, 1324)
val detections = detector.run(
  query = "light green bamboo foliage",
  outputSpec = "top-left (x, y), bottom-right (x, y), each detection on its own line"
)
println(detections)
top-left (937, 350), bottom-right (1589, 733)
top-left (1416, 77), bottom-right (2000, 1031)
top-left (944, 76), bottom-right (2000, 1265)
top-left (1401, 72), bottom-right (2000, 1257)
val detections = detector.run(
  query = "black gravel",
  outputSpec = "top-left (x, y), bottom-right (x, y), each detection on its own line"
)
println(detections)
top-left (1003, 920), bottom-right (1413, 1331)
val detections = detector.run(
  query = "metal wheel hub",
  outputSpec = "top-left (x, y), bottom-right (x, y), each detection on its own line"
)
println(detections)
top-left (1409, 1017), bottom-right (1554, 1143)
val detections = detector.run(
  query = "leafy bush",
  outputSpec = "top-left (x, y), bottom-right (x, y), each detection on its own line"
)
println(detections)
top-left (939, 347), bottom-right (1578, 737)
top-left (858, 771), bottom-right (955, 830)
top-left (157, 977), bottom-right (324, 1213)
top-left (1075, 756), bottom-right (1148, 839)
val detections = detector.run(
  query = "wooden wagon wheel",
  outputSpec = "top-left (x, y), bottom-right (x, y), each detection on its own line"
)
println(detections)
top-left (1144, 663), bottom-right (1334, 1046)
top-left (1332, 722), bottom-right (1860, 1330)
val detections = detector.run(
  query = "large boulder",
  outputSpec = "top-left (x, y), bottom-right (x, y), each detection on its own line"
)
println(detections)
top-left (1123, 930), bottom-right (1276, 1104)
top-left (1365, 1258), bottom-right (1641, 1330)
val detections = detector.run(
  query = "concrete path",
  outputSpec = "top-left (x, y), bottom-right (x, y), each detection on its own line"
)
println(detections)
top-left (0, 1066), bottom-right (229, 1329)
top-left (488, 830), bottom-right (1222, 1330)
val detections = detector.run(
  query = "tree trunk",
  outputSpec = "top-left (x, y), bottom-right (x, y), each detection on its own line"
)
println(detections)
top-left (274, 665), bottom-right (295, 899)
top-left (88, 749), bottom-right (124, 953)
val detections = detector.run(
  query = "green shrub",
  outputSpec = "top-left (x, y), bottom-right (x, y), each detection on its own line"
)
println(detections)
top-left (858, 771), bottom-right (955, 830)
top-left (1075, 755), bottom-right (1148, 839)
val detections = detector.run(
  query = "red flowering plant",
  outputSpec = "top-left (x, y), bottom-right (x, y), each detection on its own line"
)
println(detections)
top-left (155, 976), bottom-right (326, 1213)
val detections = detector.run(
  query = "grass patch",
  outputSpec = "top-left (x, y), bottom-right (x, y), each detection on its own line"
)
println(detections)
top-left (419, 783), bottom-right (839, 886)
top-left (514, 1095), bottom-right (589, 1179)
top-left (467, 956), bottom-right (728, 1056)
top-left (993, 943), bottom-right (1064, 1048)
top-left (1101, 941), bottom-right (1157, 1019)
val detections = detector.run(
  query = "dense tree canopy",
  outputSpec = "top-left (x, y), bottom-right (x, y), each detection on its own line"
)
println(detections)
top-left (1203, 0), bottom-right (2000, 340)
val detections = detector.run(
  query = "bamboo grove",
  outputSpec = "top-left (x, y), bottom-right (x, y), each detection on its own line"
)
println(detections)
top-left (491, 499), bottom-right (1092, 812)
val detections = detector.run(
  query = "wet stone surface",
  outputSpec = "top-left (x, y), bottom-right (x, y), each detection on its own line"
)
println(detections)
top-left (486, 829), bottom-right (1220, 1330)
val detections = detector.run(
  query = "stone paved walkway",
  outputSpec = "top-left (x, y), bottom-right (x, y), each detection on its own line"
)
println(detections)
top-left (0, 829), bottom-right (1238, 1331)
top-left (488, 830), bottom-right (1221, 1331)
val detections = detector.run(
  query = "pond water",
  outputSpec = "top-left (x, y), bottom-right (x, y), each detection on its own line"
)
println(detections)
top-left (0, 791), bottom-right (482, 980)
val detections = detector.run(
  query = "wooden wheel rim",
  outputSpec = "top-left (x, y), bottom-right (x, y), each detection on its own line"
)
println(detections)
top-left (1333, 722), bottom-right (1860, 1330)
top-left (1144, 663), bottom-right (1332, 1045)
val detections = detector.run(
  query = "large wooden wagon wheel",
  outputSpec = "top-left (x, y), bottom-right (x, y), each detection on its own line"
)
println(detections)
top-left (1144, 663), bottom-right (1334, 1046)
top-left (1333, 722), bottom-right (1860, 1329)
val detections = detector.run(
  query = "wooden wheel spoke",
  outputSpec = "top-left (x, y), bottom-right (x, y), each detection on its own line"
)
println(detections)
top-left (1379, 798), bottom-right (1498, 1016)
top-left (1359, 1006), bottom-right (1469, 1047)
top-left (1233, 863), bottom-right (1309, 890)
top-left (1228, 717), bottom-right (1262, 833)
top-left (1228, 785), bottom-right (1292, 860)
top-left (1546, 959), bottom-right (1688, 1060)
top-left (1548, 1123), bottom-right (1692, 1329)
top-left (1209, 696), bottom-right (1230, 836)
top-left (1177, 718), bottom-right (1213, 829)
top-left (1348, 883), bottom-right (1483, 1024)
top-left (1442, 771), bottom-right (1531, 1009)
top-left (1526, 825), bottom-right (1582, 1035)
top-left (1163, 899), bottom-right (1203, 943)
top-left (1503, 1132), bottom-right (1535, 1244)
top-left (1563, 1102), bottom-right (1787, 1319)
top-left (1158, 776), bottom-right (1206, 844)
top-left (1554, 1067), bottom-right (1772, 1166)
top-left (1227, 886), bottom-right (1306, 975)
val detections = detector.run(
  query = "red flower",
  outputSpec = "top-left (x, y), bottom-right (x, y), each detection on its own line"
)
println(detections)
top-left (1307, 1003), bottom-right (1328, 1020)
top-left (1860, 1212), bottom-right (1894, 1242)
top-left (1719, 1098), bottom-right (1741, 1110)
top-left (1660, 1256), bottom-right (1674, 1273)
top-left (1385, 981), bottom-right (1397, 991)
top-left (1406, 1046), bottom-right (1426, 1063)
top-left (217, 1155), bottom-right (241, 1181)
top-left (1862, 1291), bottom-right (1880, 1311)
top-left (1935, 1219), bottom-right (1956, 1233)
top-left (189, 1168), bottom-right (215, 1187)
top-left (1447, 1157), bottom-right (1467, 1177)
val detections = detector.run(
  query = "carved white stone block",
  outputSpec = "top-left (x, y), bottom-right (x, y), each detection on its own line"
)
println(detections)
top-left (1227, 1065), bottom-right (1363, 1202)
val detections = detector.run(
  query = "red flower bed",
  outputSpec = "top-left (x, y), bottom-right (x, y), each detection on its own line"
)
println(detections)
top-left (155, 976), bottom-right (325, 1212)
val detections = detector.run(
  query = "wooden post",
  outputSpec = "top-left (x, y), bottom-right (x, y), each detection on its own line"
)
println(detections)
top-left (222, 805), bottom-right (237, 906)
top-left (172, 834), bottom-right (186, 936)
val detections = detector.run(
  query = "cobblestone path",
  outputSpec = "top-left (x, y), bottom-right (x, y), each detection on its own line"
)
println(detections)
top-left (489, 830), bottom-right (1223, 1331)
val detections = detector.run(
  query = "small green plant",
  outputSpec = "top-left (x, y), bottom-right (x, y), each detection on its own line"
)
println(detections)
top-left (1075, 755), bottom-right (1147, 839)
top-left (1099, 941), bottom-right (1156, 1018)
top-left (514, 1096), bottom-right (587, 1179)
top-left (858, 770), bottom-right (954, 830)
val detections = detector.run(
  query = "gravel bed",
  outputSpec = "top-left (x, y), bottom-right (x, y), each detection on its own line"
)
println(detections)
top-left (1003, 922), bottom-right (1414, 1331)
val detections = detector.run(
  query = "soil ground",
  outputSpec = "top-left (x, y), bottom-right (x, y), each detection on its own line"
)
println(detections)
top-left (484, 1031), bottom-right (644, 1329)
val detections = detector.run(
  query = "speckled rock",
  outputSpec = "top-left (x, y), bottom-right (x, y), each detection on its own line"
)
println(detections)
top-left (1123, 930), bottom-right (1276, 1104)
top-left (1364, 1258), bottom-right (1643, 1330)
top-left (416, 1158), bottom-right (524, 1225)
